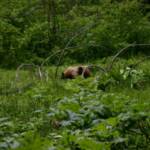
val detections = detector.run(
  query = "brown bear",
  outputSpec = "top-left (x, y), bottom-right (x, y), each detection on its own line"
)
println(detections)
top-left (61, 65), bottom-right (91, 79)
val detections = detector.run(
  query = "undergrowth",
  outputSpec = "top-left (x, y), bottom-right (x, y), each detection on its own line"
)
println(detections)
top-left (0, 58), bottom-right (150, 150)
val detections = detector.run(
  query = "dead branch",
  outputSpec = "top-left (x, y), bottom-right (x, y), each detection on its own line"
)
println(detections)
top-left (41, 46), bottom-right (79, 67)
top-left (54, 34), bottom-right (82, 78)
top-left (41, 51), bottom-right (61, 67)
top-left (15, 63), bottom-right (43, 81)
top-left (55, 21), bottom-right (100, 78)
top-left (87, 44), bottom-right (150, 78)
top-left (88, 65), bottom-right (106, 73)
top-left (106, 43), bottom-right (150, 72)
top-left (1, 63), bottom-right (42, 96)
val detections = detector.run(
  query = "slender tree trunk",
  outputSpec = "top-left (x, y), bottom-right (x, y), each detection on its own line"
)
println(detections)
top-left (41, 0), bottom-right (58, 49)
top-left (48, 0), bottom-right (57, 44)
top-left (47, 0), bottom-right (52, 49)
top-left (50, 0), bottom-right (57, 37)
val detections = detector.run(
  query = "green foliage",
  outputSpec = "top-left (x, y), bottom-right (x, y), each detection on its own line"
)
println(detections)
top-left (0, 0), bottom-right (150, 149)
top-left (0, 0), bottom-right (150, 67)
top-left (0, 58), bottom-right (150, 150)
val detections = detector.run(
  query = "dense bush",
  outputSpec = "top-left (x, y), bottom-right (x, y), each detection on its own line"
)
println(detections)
top-left (0, 0), bottom-right (150, 67)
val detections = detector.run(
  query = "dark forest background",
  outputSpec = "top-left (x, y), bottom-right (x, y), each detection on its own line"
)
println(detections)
top-left (0, 0), bottom-right (150, 67)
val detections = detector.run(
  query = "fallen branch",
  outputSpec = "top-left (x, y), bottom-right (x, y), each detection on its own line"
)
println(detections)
top-left (15, 63), bottom-right (43, 81)
top-left (56, 43), bottom-right (150, 79)
top-left (0, 63), bottom-right (42, 96)
top-left (106, 43), bottom-right (150, 72)
top-left (86, 43), bottom-right (150, 78)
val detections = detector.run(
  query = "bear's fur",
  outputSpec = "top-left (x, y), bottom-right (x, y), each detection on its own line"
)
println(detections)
top-left (61, 66), bottom-right (91, 79)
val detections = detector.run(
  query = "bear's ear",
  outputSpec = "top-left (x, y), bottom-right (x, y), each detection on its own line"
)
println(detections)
top-left (78, 66), bottom-right (83, 75)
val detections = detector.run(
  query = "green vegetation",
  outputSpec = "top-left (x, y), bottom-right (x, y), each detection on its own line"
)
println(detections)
top-left (0, 58), bottom-right (150, 150)
top-left (0, 0), bottom-right (150, 67)
top-left (0, 0), bottom-right (150, 149)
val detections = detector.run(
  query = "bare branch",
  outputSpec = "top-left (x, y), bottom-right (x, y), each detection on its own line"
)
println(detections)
top-left (15, 63), bottom-right (42, 81)
top-left (106, 43), bottom-right (150, 72)
top-left (55, 21), bottom-right (100, 78)
top-left (88, 65), bottom-right (106, 73)
top-left (41, 46), bottom-right (79, 67)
